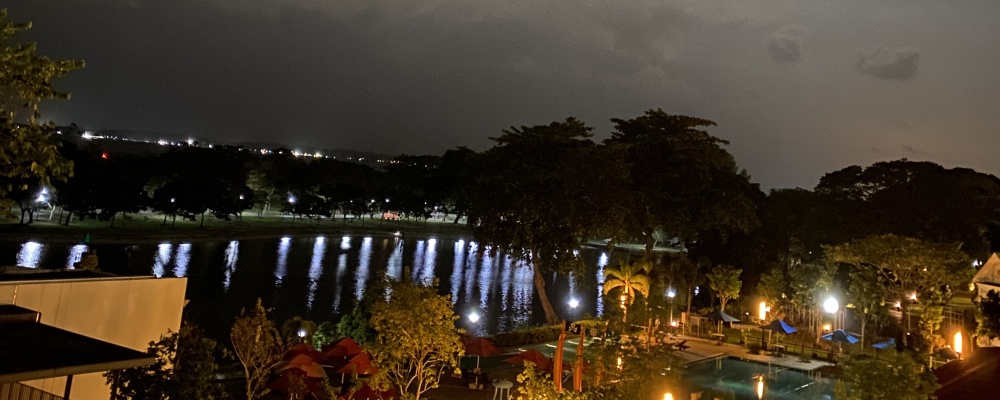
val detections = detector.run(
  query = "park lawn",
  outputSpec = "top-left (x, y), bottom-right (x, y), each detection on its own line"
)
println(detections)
top-left (0, 210), bottom-right (473, 243)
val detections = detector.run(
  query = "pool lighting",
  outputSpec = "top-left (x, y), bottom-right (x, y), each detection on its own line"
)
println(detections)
top-left (757, 376), bottom-right (764, 399)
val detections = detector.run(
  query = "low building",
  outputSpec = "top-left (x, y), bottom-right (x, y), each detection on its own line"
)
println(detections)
top-left (0, 268), bottom-right (186, 400)
top-left (972, 253), bottom-right (1000, 301)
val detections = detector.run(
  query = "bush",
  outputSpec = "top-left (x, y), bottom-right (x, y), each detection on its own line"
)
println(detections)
top-left (747, 343), bottom-right (762, 354)
top-left (490, 325), bottom-right (562, 348)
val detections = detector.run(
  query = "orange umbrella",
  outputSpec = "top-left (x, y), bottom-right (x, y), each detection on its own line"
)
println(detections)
top-left (283, 342), bottom-right (324, 362)
top-left (503, 349), bottom-right (553, 370)
top-left (464, 337), bottom-right (502, 369)
top-left (553, 331), bottom-right (565, 392)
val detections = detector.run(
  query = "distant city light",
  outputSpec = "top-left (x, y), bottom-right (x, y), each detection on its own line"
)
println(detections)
top-left (667, 289), bottom-right (676, 298)
top-left (187, 138), bottom-right (194, 145)
top-left (288, 195), bottom-right (297, 204)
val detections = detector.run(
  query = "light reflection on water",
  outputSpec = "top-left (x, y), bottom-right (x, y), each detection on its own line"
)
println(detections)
top-left (66, 244), bottom-right (88, 269)
top-left (306, 237), bottom-right (326, 309)
top-left (597, 252), bottom-right (608, 317)
top-left (9, 235), bottom-right (600, 336)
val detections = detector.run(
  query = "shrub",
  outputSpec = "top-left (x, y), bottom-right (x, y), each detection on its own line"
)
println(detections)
top-left (747, 343), bottom-right (762, 354)
top-left (490, 325), bottom-right (562, 348)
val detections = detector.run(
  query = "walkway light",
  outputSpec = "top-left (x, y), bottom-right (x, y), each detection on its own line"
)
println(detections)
top-left (954, 331), bottom-right (963, 355)
top-left (823, 297), bottom-right (839, 314)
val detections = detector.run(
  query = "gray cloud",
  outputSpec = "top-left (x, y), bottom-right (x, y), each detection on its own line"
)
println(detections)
top-left (767, 24), bottom-right (806, 64)
top-left (857, 44), bottom-right (921, 81)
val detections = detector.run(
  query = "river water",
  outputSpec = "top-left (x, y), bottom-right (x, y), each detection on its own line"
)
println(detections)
top-left (1, 234), bottom-right (609, 341)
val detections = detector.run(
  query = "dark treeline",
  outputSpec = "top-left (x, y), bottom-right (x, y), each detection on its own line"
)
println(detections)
top-left (15, 109), bottom-right (1000, 328)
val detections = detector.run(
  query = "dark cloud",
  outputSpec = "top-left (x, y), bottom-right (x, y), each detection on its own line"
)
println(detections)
top-left (902, 144), bottom-right (926, 155)
top-left (767, 24), bottom-right (805, 64)
top-left (857, 44), bottom-right (921, 81)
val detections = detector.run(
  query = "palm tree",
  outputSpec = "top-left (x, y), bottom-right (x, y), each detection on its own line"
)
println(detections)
top-left (603, 260), bottom-right (652, 322)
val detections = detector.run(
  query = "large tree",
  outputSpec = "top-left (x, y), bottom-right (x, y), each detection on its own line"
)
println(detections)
top-left (468, 118), bottom-right (605, 324)
top-left (0, 9), bottom-right (83, 207)
top-left (602, 260), bottom-right (652, 322)
top-left (834, 351), bottom-right (938, 400)
top-left (368, 278), bottom-right (463, 400)
top-left (604, 109), bottom-right (760, 258)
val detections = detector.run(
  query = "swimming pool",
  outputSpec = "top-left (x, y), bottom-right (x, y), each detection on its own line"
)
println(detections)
top-left (680, 356), bottom-right (833, 400)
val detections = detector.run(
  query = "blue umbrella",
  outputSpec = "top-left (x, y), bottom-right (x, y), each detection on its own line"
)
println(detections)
top-left (821, 329), bottom-right (860, 344)
top-left (871, 338), bottom-right (895, 349)
top-left (761, 319), bottom-right (797, 334)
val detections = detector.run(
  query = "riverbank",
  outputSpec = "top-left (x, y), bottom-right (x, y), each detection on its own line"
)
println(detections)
top-left (0, 211), bottom-right (474, 244)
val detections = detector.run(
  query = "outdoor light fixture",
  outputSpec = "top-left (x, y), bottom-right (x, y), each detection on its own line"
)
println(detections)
top-left (664, 393), bottom-right (673, 400)
top-left (288, 196), bottom-right (296, 204)
top-left (823, 323), bottom-right (831, 332)
top-left (667, 289), bottom-right (676, 299)
top-left (954, 332), bottom-right (963, 355)
top-left (758, 301), bottom-right (767, 321)
top-left (823, 297), bottom-right (839, 314)
top-left (297, 328), bottom-right (307, 338)
top-left (568, 298), bottom-right (579, 308)
top-left (468, 312), bottom-right (480, 323)
top-left (757, 376), bottom-right (764, 399)
top-left (909, 292), bottom-right (918, 301)
top-left (894, 301), bottom-right (901, 308)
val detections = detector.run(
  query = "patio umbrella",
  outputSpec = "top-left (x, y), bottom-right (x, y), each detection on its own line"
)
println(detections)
top-left (937, 346), bottom-right (960, 361)
top-left (267, 369), bottom-right (324, 397)
top-left (283, 342), bottom-right (324, 362)
top-left (464, 337), bottom-right (502, 369)
top-left (335, 352), bottom-right (378, 384)
top-left (706, 309), bottom-right (739, 334)
top-left (760, 319), bottom-right (797, 345)
top-left (276, 354), bottom-right (326, 378)
top-left (322, 337), bottom-right (363, 358)
top-left (503, 349), bottom-right (553, 370)
top-left (821, 330), bottom-right (860, 344)
top-left (871, 338), bottom-right (896, 349)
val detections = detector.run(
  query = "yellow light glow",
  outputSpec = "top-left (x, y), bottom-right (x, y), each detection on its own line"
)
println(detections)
top-left (616, 357), bottom-right (623, 370)
top-left (954, 332), bottom-right (963, 354)
top-left (909, 292), bottom-right (918, 301)
top-left (664, 394), bottom-right (673, 400)
top-left (758, 301), bottom-right (767, 321)
top-left (823, 323), bottom-right (831, 332)
top-left (757, 376), bottom-right (764, 399)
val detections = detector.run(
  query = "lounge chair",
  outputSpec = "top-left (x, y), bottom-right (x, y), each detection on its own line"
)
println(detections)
top-left (673, 340), bottom-right (690, 351)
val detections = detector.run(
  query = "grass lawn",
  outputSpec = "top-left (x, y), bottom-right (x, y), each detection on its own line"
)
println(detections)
top-left (0, 209), bottom-right (474, 243)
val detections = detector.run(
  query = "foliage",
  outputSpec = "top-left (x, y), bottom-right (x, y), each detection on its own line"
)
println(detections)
top-left (602, 259), bottom-right (652, 321)
top-left (514, 363), bottom-right (600, 400)
top-left (367, 278), bottom-right (464, 400)
top-left (833, 351), bottom-right (939, 400)
top-left (976, 289), bottom-right (1000, 342)
top-left (336, 275), bottom-right (387, 346)
top-left (468, 118), bottom-right (605, 324)
top-left (756, 267), bottom-right (786, 312)
top-left (280, 316), bottom-right (317, 346)
top-left (0, 9), bottom-right (82, 201)
top-left (313, 321), bottom-right (338, 349)
top-left (707, 265), bottom-right (742, 311)
top-left (230, 298), bottom-right (282, 400)
top-left (489, 325), bottom-right (562, 348)
top-left (106, 321), bottom-right (226, 400)
top-left (605, 109), bottom-right (760, 258)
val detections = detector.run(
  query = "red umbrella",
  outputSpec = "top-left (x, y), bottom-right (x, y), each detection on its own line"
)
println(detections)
top-left (337, 352), bottom-right (378, 375)
top-left (322, 337), bottom-right (363, 358)
top-left (464, 337), bottom-right (502, 369)
top-left (503, 349), bottom-right (553, 370)
top-left (267, 369), bottom-right (324, 397)
top-left (276, 354), bottom-right (326, 378)
top-left (339, 384), bottom-right (397, 400)
top-left (283, 342), bottom-right (325, 363)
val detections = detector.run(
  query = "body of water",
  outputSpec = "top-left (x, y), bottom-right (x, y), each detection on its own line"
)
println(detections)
top-left (1, 234), bottom-right (610, 341)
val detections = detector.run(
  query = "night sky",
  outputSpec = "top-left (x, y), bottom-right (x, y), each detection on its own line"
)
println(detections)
top-left (5, 1), bottom-right (999, 189)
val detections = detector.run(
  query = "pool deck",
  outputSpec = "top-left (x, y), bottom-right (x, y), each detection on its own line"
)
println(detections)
top-left (668, 334), bottom-right (834, 371)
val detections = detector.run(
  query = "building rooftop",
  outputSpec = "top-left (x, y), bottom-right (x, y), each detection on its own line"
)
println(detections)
top-left (0, 305), bottom-right (154, 383)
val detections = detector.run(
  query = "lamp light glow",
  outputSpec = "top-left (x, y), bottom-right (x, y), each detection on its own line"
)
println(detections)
top-left (468, 312), bottom-right (480, 323)
top-left (758, 301), bottom-right (767, 321)
top-left (954, 331), bottom-right (963, 354)
top-left (568, 298), bottom-right (579, 308)
top-left (823, 297), bottom-right (839, 314)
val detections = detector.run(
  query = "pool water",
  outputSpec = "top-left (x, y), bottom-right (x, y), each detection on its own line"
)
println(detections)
top-left (680, 356), bottom-right (833, 400)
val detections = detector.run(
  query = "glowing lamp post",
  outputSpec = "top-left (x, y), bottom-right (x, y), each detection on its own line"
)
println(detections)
top-left (468, 312), bottom-right (480, 324)
top-left (297, 328), bottom-right (307, 343)
top-left (758, 301), bottom-right (767, 321)
top-left (664, 393), bottom-right (673, 400)
top-left (954, 331), bottom-right (963, 357)
top-left (823, 296), bottom-right (840, 331)
top-left (667, 289), bottom-right (676, 325)
top-left (568, 298), bottom-right (579, 309)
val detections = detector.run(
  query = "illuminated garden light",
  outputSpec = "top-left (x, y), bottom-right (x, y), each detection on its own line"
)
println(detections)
top-left (823, 297), bottom-right (839, 314)
top-left (954, 331), bottom-right (963, 355)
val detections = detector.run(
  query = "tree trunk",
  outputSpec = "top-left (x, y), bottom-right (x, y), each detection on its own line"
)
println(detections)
top-left (109, 212), bottom-right (115, 228)
top-left (200, 212), bottom-right (205, 227)
top-left (644, 234), bottom-right (655, 261)
top-left (532, 251), bottom-right (560, 325)
top-left (63, 210), bottom-right (73, 226)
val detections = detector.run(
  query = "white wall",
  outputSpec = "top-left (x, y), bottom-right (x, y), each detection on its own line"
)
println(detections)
top-left (0, 276), bottom-right (186, 400)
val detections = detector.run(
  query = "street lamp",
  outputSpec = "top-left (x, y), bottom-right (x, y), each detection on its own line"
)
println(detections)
top-left (568, 298), bottom-right (579, 309)
top-left (664, 393), bottom-right (673, 400)
top-left (758, 301), bottom-right (767, 321)
top-left (667, 289), bottom-right (676, 325)
top-left (297, 328), bottom-right (307, 343)
top-left (823, 296), bottom-right (840, 331)
top-left (468, 312), bottom-right (480, 323)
